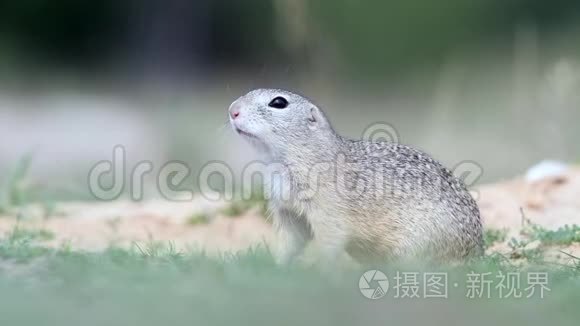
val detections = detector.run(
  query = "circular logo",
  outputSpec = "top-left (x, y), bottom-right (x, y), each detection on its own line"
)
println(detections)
top-left (359, 270), bottom-right (389, 299)
top-left (361, 122), bottom-right (399, 144)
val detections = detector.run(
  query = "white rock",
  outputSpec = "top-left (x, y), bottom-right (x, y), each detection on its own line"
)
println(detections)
top-left (525, 160), bottom-right (569, 183)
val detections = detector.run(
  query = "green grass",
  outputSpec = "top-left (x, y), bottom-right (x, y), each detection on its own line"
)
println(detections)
top-left (0, 233), bottom-right (579, 326)
top-left (484, 228), bottom-right (508, 248)
top-left (0, 155), bottom-right (63, 216)
top-left (7, 226), bottom-right (55, 242)
top-left (0, 153), bottom-right (34, 212)
top-left (187, 213), bottom-right (211, 225)
top-left (526, 224), bottom-right (580, 246)
top-left (220, 191), bottom-right (268, 218)
top-left (221, 202), bottom-right (248, 217)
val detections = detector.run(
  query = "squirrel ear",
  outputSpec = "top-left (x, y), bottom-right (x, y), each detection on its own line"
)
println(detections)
top-left (308, 107), bottom-right (319, 125)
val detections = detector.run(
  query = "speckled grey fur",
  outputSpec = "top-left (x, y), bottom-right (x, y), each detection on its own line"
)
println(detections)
top-left (229, 89), bottom-right (483, 265)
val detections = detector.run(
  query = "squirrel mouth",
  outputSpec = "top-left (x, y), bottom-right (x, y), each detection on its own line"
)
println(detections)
top-left (235, 127), bottom-right (259, 140)
top-left (234, 126), bottom-right (269, 152)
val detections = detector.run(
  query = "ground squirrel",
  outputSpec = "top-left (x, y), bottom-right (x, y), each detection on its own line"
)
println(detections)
top-left (228, 88), bottom-right (483, 265)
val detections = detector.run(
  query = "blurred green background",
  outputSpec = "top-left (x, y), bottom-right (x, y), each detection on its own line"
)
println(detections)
top-left (1, 0), bottom-right (579, 77)
top-left (0, 0), bottom-right (579, 201)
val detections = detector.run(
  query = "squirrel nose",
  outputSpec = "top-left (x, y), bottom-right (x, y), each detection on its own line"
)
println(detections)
top-left (229, 102), bottom-right (241, 119)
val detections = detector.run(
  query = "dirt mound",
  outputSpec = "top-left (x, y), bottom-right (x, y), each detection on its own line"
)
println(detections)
top-left (0, 166), bottom-right (578, 262)
top-left (477, 166), bottom-right (580, 262)
top-left (478, 166), bottom-right (580, 231)
top-left (0, 198), bottom-right (274, 253)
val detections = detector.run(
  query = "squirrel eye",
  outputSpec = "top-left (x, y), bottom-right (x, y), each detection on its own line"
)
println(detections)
top-left (268, 96), bottom-right (289, 109)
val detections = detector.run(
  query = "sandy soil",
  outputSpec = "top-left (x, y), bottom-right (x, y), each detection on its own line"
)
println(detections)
top-left (0, 197), bottom-right (274, 254)
top-left (1, 166), bottom-right (579, 262)
top-left (477, 166), bottom-right (580, 261)
top-left (478, 166), bottom-right (580, 231)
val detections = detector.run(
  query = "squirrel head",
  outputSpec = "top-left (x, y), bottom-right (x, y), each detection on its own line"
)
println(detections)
top-left (229, 89), bottom-right (337, 159)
